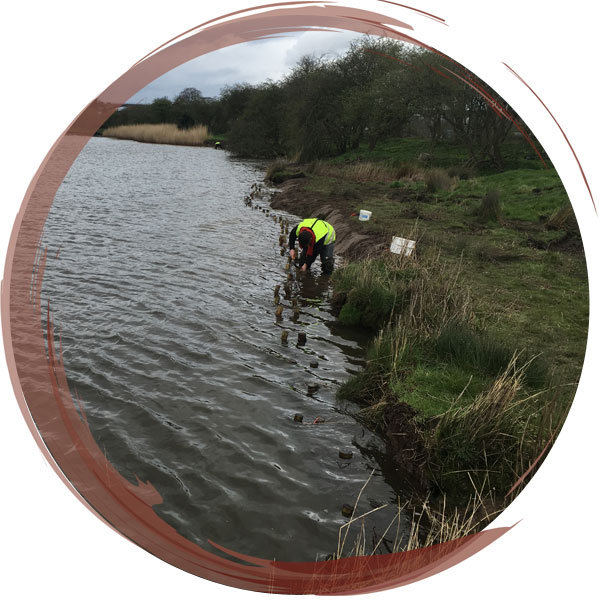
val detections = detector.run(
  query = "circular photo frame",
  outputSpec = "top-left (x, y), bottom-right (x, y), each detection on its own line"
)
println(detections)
top-left (1, 1), bottom-right (596, 596)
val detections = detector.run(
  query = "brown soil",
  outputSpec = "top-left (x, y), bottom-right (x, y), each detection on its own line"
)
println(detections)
top-left (269, 178), bottom-right (389, 261)
top-left (383, 402), bottom-right (432, 497)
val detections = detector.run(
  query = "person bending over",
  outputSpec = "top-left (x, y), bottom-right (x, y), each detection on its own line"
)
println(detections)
top-left (288, 218), bottom-right (336, 275)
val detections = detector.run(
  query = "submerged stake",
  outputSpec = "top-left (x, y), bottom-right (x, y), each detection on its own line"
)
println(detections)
top-left (294, 413), bottom-right (303, 423)
top-left (339, 450), bottom-right (353, 460)
top-left (297, 332), bottom-right (307, 346)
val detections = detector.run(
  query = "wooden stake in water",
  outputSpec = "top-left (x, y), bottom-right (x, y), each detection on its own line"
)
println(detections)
top-left (297, 332), bottom-right (307, 346)
top-left (281, 330), bottom-right (289, 343)
top-left (275, 305), bottom-right (283, 319)
top-left (274, 284), bottom-right (280, 296)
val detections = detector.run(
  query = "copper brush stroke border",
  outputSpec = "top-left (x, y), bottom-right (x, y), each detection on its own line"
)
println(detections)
top-left (3, 2), bottom-right (564, 593)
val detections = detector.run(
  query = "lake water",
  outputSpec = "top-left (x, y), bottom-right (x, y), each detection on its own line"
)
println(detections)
top-left (40, 136), bottom-right (407, 561)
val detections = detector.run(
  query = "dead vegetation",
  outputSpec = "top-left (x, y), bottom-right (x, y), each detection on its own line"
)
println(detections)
top-left (102, 123), bottom-right (209, 146)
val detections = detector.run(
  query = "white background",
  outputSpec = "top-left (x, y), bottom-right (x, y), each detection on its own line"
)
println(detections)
top-left (1, 1), bottom-right (597, 598)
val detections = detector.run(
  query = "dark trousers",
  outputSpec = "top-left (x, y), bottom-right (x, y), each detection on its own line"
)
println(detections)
top-left (299, 243), bottom-right (335, 274)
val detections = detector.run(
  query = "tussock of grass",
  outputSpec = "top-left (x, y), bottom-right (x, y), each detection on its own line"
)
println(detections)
top-left (447, 165), bottom-right (475, 180)
top-left (426, 355), bottom-right (570, 496)
top-left (102, 123), bottom-right (209, 146)
top-left (313, 161), bottom-right (398, 183)
top-left (401, 490), bottom-right (500, 551)
top-left (547, 203), bottom-right (578, 232)
top-left (334, 248), bottom-right (473, 335)
top-left (428, 356), bottom-right (528, 489)
top-left (265, 158), bottom-right (293, 181)
top-left (394, 162), bottom-right (423, 180)
top-left (424, 168), bottom-right (455, 193)
top-left (476, 188), bottom-right (502, 222)
top-left (434, 322), bottom-right (548, 387)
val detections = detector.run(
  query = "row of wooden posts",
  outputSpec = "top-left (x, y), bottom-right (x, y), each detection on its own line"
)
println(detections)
top-left (245, 183), bottom-right (306, 347)
top-left (245, 183), bottom-right (356, 511)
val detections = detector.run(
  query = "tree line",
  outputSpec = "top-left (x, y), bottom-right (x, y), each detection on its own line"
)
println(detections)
top-left (103, 37), bottom-right (537, 169)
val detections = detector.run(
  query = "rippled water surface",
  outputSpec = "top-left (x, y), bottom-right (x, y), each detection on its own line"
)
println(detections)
top-left (41, 137), bottom-right (406, 561)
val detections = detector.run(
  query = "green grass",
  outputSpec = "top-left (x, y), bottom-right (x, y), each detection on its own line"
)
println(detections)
top-left (333, 258), bottom-right (416, 330)
top-left (331, 138), bottom-right (547, 172)
top-left (391, 363), bottom-right (491, 418)
top-left (440, 168), bottom-right (570, 221)
top-left (276, 135), bottom-right (587, 499)
top-left (304, 145), bottom-right (586, 381)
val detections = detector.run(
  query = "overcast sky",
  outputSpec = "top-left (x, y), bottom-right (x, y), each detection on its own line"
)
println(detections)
top-left (128, 29), bottom-right (364, 103)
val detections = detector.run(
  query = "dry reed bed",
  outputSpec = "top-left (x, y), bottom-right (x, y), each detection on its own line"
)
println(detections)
top-left (267, 157), bottom-right (463, 187)
top-left (312, 161), bottom-right (406, 183)
top-left (102, 124), bottom-right (209, 146)
top-left (312, 161), bottom-right (459, 188)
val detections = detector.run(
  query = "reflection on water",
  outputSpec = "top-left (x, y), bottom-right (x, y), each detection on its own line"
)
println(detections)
top-left (41, 137), bottom-right (408, 561)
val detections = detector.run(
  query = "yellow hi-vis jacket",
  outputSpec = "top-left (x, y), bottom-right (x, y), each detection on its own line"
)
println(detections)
top-left (294, 218), bottom-right (336, 245)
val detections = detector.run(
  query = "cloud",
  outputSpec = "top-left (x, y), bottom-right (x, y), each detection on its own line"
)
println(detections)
top-left (128, 29), bottom-right (363, 103)
top-left (284, 29), bottom-right (361, 67)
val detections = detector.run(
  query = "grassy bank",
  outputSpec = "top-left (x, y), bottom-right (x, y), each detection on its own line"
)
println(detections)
top-left (265, 137), bottom-right (587, 542)
top-left (102, 123), bottom-right (210, 146)
top-left (334, 254), bottom-right (572, 499)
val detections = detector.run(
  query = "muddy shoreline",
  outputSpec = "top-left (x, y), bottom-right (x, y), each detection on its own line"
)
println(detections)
top-left (266, 174), bottom-right (435, 504)
top-left (269, 178), bottom-right (391, 261)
